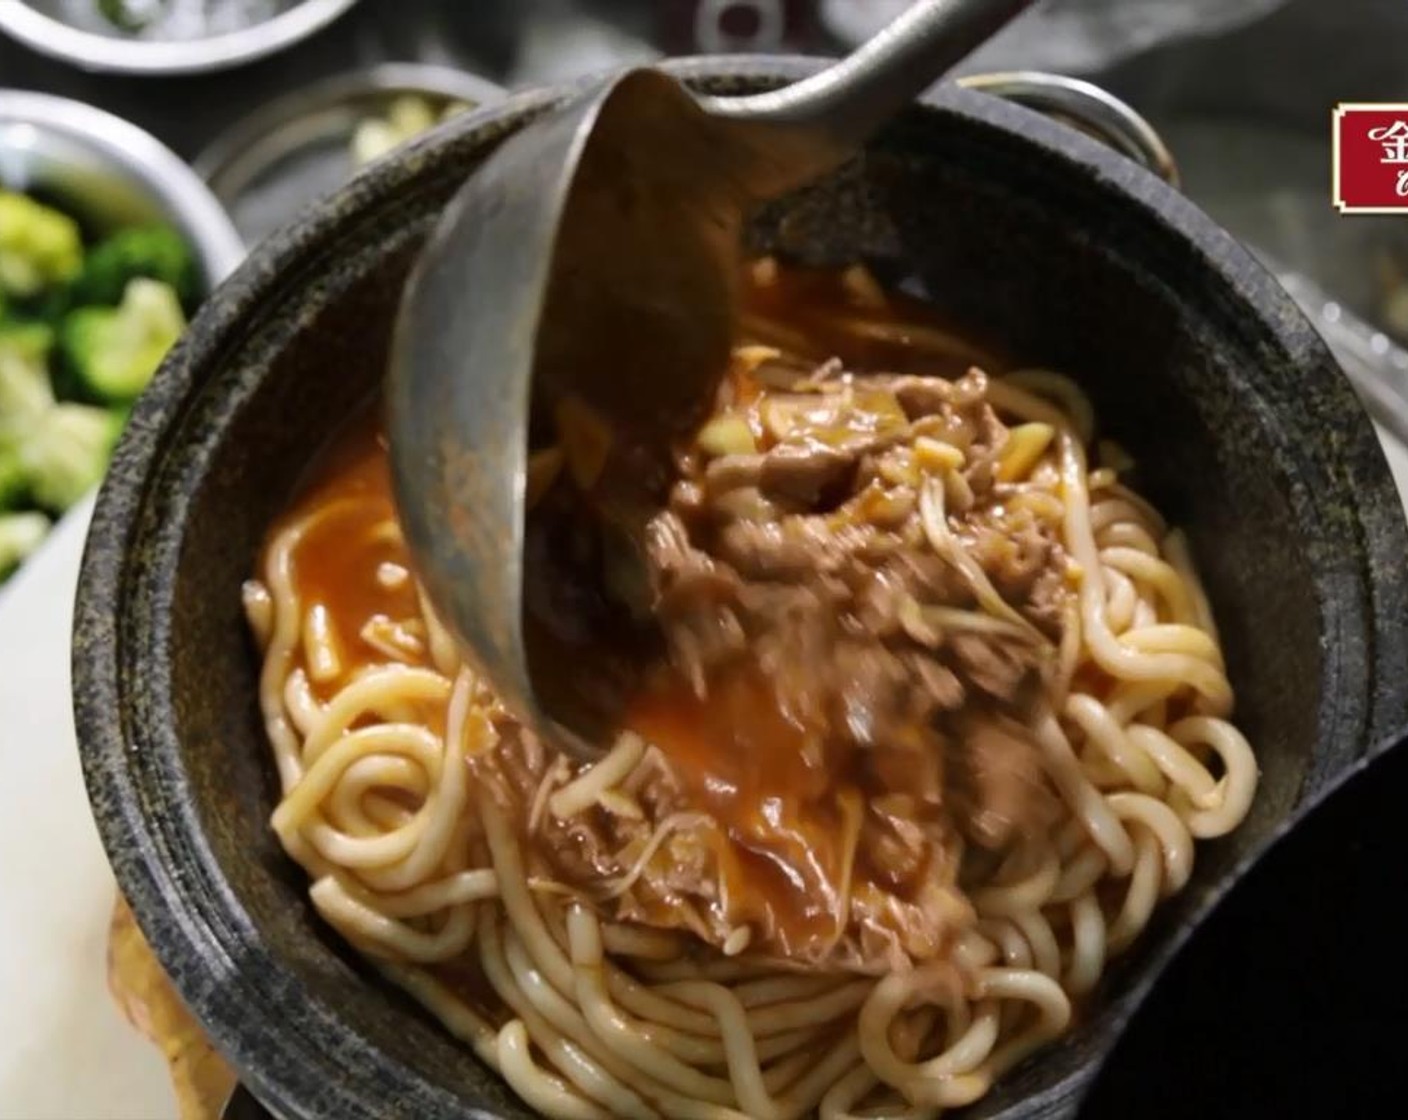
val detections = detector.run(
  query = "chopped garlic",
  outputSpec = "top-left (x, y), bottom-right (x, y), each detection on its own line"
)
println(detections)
top-left (526, 446), bottom-right (565, 509)
top-left (733, 344), bottom-right (783, 371)
top-left (696, 414), bottom-right (757, 457)
top-left (555, 396), bottom-right (612, 489)
top-left (352, 95), bottom-right (464, 169)
top-left (350, 119), bottom-right (400, 167)
top-left (387, 95), bottom-right (437, 137)
top-left (841, 263), bottom-right (887, 309)
top-left (914, 436), bottom-right (966, 473)
top-left (996, 422), bottom-right (1056, 482)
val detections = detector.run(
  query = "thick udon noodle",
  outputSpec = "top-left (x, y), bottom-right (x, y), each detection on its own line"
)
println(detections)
top-left (246, 278), bottom-right (1256, 1119)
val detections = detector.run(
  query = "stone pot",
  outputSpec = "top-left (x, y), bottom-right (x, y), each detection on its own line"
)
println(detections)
top-left (72, 58), bottom-right (1408, 1120)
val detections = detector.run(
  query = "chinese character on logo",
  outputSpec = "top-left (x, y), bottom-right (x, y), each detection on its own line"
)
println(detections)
top-left (1369, 121), bottom-right (1408, 165)
top-left (1334, 104), bottom-right (1408, 212)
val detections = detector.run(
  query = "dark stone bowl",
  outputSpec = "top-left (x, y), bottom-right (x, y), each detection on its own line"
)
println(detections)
top-left (72, 58), bottom-right (1408, 1120)
top-left (1080, 730), bottom-right (1408, 1118)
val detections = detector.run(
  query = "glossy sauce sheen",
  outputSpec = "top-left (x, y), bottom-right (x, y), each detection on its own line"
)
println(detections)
top-left (628, 670), bottom-right (850, 953)
top-left (618, 266), bottom-right (1004, 954)
top-left (742, 262), bottom-right (1005, 378)
top-left (268, 414), bottom-right (433, 706)
top-left (272, 263), bottom-right (1001, 957)
top-left (283, 426), bottom-right (863, 956)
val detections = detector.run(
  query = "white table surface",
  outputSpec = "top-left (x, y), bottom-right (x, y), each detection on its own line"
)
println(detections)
top-left (0, 497), bottom-right (175, 1120)
top-left (3, 433), bottom-right (1408, 1120)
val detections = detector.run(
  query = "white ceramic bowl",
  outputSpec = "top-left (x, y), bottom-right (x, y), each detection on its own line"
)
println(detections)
top-left (0, 0), bottom-right (361, 76)
top-left (0, 89), bottom-right (244, 287)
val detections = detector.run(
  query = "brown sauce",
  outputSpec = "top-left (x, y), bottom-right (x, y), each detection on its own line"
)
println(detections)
top-left (741, 261), bottom-right (1006, 377)
top-left (266, 413), bottom-right (429, 703)
top-left (271, 261), bottom-right (1012, 958)
top-left (626, 667), bottom-right (853, 956)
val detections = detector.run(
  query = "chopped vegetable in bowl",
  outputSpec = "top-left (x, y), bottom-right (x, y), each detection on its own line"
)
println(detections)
top-left (0, 192), bottom-right (83, 298)
top-left (0, 188), bottom-right (191, 585)
top-left (0, 511), bottom-right (50, 581)
top-left (60, 278), bottom-right (186, 402)
top-left (350, 94), bottom-right (471, 168)
top-left (68, 224), bottom-right (198, 308)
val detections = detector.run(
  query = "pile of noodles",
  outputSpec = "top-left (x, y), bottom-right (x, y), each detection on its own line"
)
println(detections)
top-left (245, 333), bottom-right (1256, 1120)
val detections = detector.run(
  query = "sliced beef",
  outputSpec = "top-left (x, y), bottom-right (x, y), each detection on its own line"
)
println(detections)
top-left (652, 359), bottom-right (1067, 815)
top-left (949, 719), bottom-right (1058, 849)
top-left (906, 652), bottom-right (966, 712)
top-left (1026, 566), bottom-right (1068, 636)
top-left (714, 520), bottom-right (812, 580)
top-left (620, 359), bottom-right (1075, 966)
top-left (646, 512), bottom-right (747, 691)
top-left (880, 367), bottom-right (988, 418)
top-left (759, 442), bottom-right (856, 505)
top-left (965, 515), bottom-right (1056, 604)
top-left (705, 453), bottom-right (765, 495)
top-left (717, 517), bottom-right (876, 581)
top-left (948, 632), bottom-right (1039, 708)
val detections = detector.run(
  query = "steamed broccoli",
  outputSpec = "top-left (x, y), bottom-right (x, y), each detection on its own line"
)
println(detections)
top-left (0, 191), bottom-right (83, 300)
top-left (0, 320), bottom-right (56, 365)
top-left (59, 278), bottom-right (185, 404)
top-left (0, 453), bottom-right (26, 511)
top-left (0, 321), bottom-right (56, 430)
top-left (0, 194), bottom-right (195, 574)
top-left (68, 224), bottom-right (196, 309)
top-left (1, 320), bottom-right (56, 514)
top-left (0, 511), bottom-right (50, 580)
top-left (16, 403), bottom-right (123, 513)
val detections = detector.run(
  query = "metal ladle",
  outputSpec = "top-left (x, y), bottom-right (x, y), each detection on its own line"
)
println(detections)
top-left (388, 0), bottom-right (1034, 758)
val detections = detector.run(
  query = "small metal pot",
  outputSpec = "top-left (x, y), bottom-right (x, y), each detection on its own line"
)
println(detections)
top-left (0, 89), bottom-right (244, 286)
top-left (194, 63), bottom-right (506, 248)
top-left (73, 58), bottom-right (1408, 1120)
top-left (0, 0), bottom-right (361, 76)
top-left (957, 71), bottom-right (1178, 186)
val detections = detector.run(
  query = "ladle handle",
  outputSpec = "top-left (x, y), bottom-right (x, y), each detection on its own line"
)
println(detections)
top-left (702, 0), bottom-right (1033, 145)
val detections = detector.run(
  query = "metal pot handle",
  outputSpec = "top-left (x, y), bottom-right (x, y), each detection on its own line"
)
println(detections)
top-left (958, 70), bottom-right (1179, 187)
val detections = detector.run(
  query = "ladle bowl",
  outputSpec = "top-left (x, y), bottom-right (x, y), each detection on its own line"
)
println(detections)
top-left (388, 0), bottom-right (1033, 753)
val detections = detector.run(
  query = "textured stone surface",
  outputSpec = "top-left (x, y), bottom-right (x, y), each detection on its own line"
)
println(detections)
top-left (72, 59), bottom-right (1408, 1120)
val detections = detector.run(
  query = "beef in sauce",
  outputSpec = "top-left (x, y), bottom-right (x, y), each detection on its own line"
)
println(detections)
top-left (489, 264), bottom-right (1077, 972)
